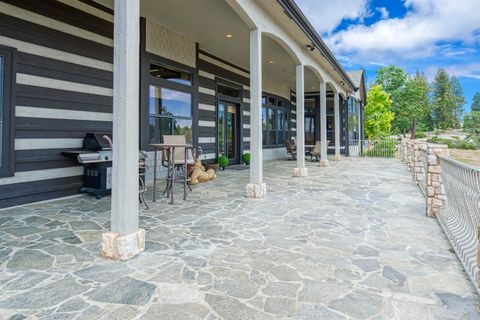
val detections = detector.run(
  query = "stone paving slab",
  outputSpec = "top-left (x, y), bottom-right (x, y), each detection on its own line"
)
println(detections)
top-left (0, 158), bottom-right (478, 319)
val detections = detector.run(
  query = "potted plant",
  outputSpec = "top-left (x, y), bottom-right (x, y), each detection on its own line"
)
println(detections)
top-left (242, 152), bottom-right (250, 165)
top-left (217, 155), bottom-right (229, 171)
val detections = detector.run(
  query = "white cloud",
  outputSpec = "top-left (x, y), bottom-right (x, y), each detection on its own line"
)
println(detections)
top-left (327, 0), bottom-right (480, 59)
top-left (376, 7), bottom-right (389, 19)
top-left (296, 0), bottom-right (369, 34)
top-left (426, 62), bottom-right (480, 80)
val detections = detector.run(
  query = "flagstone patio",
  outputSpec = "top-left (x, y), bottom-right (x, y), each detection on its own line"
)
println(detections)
top-left (0, 158), bottom-right (478, 319)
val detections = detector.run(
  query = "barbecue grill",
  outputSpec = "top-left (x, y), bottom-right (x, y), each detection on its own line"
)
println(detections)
top-left (62, 133), bottom-right (113, 199)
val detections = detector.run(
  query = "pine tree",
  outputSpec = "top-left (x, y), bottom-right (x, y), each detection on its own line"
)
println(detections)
top-left (449, 76), bottom-right (465, 128)
top-left (431, 69), bottom-right (464, 129)
top-left (471, 92), bottom-right (480, 112)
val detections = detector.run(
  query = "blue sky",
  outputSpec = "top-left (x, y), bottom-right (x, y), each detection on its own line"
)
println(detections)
top-left (296, 0), bottom-right (480, 112)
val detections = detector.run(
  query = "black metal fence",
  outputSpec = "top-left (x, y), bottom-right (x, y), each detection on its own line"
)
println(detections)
top-left (348, 138), bottom-right (399, 158)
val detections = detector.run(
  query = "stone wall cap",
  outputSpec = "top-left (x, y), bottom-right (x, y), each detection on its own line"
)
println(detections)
top-left (427, 144), bottom-right (448, 148)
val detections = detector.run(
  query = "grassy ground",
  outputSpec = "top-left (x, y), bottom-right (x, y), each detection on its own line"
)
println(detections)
top-left (449, 149), bottom-right (480, 168)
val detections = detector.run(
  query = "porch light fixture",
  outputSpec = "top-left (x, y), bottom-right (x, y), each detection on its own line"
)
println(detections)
top-left (225, 34), bottom-right (233, 38)
top-left (269, 60), bottom-right (274, 64)
top-left (305, 44), bottom-right (315, 52)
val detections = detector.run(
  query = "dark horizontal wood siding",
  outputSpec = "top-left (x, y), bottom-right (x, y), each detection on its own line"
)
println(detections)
top-left (0, 0), bottom-right (113, 208)
top-left (197, 49), bottom-right (251, 160)
top-left (290, 91), bottom-right (297, 139)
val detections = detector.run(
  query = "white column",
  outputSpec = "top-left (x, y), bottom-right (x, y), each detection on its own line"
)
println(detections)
top-left (246, 29), bottom-right (266, 198)
top-left (357, 100), bottom-right (362, 142)
top-left (102, 0), bottom-right (145, 261)
top-left (319, 82), bottom-right (328, 167)
top-left (334, 93), bottom-right (342, 161)
top-left (293, 64), bottom-right (307, 177)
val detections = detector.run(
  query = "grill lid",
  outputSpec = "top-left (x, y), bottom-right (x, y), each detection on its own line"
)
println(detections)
top-left (83, 133), bottom-right (112, 151)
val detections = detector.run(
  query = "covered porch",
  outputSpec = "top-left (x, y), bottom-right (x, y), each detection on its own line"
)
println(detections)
top-left (103, 0), bottom-right (356, 257)
top-left (0, 158), bottom-right (477, 319)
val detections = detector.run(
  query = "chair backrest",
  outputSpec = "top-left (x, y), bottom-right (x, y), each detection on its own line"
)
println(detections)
top-left (162, 135), bottom-right (191, 164)
top-left (313, 141), bottom-right (321, 154)
top-left (284, 139), bottom-right (293, 154)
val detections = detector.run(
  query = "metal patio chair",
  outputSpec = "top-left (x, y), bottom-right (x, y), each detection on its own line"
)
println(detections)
top-left (161, 135), bottom-right (195, 198)
top-left (284, 139), bottom-right (297, 160)
top-left (310, 140), bottom-right (329, 161)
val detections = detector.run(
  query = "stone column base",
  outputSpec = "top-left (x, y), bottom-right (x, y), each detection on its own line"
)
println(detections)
top-left (319, 159), bottom-right (329, 167)
top-left (246, 183), bottom-right (266, 198)
top-left (293, 167), bottom-right (308, 177)
top-left (333, 155), bottom-right (342, 161)
top-left (102, 229), bottom-right (145, 261)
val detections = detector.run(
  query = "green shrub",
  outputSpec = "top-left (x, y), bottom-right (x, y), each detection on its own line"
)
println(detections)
top-left (451, 135), bottom-right (460, 140)
top-left (217, 155), bottom-right (229, 168)
top-left (414, 132), bottom-right (427, 139)
top-left (427, 136), bottom-right (478, 150)
top-left (242, 153), bottom-right (250, 165)
top-left (453, 140), bottom-right (477, 150)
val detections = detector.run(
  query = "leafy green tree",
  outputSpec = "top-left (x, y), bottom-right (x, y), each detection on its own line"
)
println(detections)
top-left (431, 69), bottom-right (465, 129)
top-left (394, 72), bottom-right (430, 138)
top-left (463, 111), bottom-right (480, 138)
top-left (374, 65), bottom-right (408, 95)
top-left (374, 65), bottom-right (410, 134)
top-left (364, 85), bottom-right (394, 140)
top-left (472, 92), bottom-right (480, 112)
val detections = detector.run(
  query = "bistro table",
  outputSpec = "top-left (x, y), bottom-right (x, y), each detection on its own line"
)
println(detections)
top-left (305, 144), bottom-right (315, 156)
top-left (150, 143), bottom-right (194, 204)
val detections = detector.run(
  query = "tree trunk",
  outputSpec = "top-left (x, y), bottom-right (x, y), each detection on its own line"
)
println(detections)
top-left (410, 117), bottom-right (417, 139)
top-left (402, 128), bottom-right (406, 138)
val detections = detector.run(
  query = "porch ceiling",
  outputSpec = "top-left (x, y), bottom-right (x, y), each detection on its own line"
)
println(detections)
top-left (96, 0), bottom-right (322, 91)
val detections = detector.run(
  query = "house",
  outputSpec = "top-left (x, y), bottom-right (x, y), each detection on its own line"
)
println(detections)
top-left (0, 0), bottom-right (366, 256)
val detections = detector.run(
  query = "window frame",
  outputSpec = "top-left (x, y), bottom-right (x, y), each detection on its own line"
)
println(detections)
top-left (215, 78), bottom-right (243, 161)
top-left (142, 53), bottom-right (195, 148)
top-left (0, 45), bottom-right (15, 178)
top-left (262, 93), bottom-right (291, 148)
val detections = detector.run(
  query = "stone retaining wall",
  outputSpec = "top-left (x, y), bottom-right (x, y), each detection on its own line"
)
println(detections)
top-left (400, 139), bottom-right (448, 217)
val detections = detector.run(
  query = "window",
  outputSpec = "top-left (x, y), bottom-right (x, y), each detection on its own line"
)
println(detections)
top-left (217, 84), bottom-right (240, 98)
top-left (305, 98), bottom-right (316, 145)
top-left (149, 61), bottom-right (191, 86)
top-left (262, 94), bottom-right (291, 146)
top-left (145, 56), bottom-right (194, 146)
top-left (149, 86), bottom-right (192, 143)
top-left (0, 46), bottom-right (14, 177)
top-left (348, 97), bottom-right (358, 140)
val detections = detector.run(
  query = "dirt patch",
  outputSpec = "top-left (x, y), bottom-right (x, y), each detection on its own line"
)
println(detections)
top-left (449, 149), bottom-right (480, 168)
